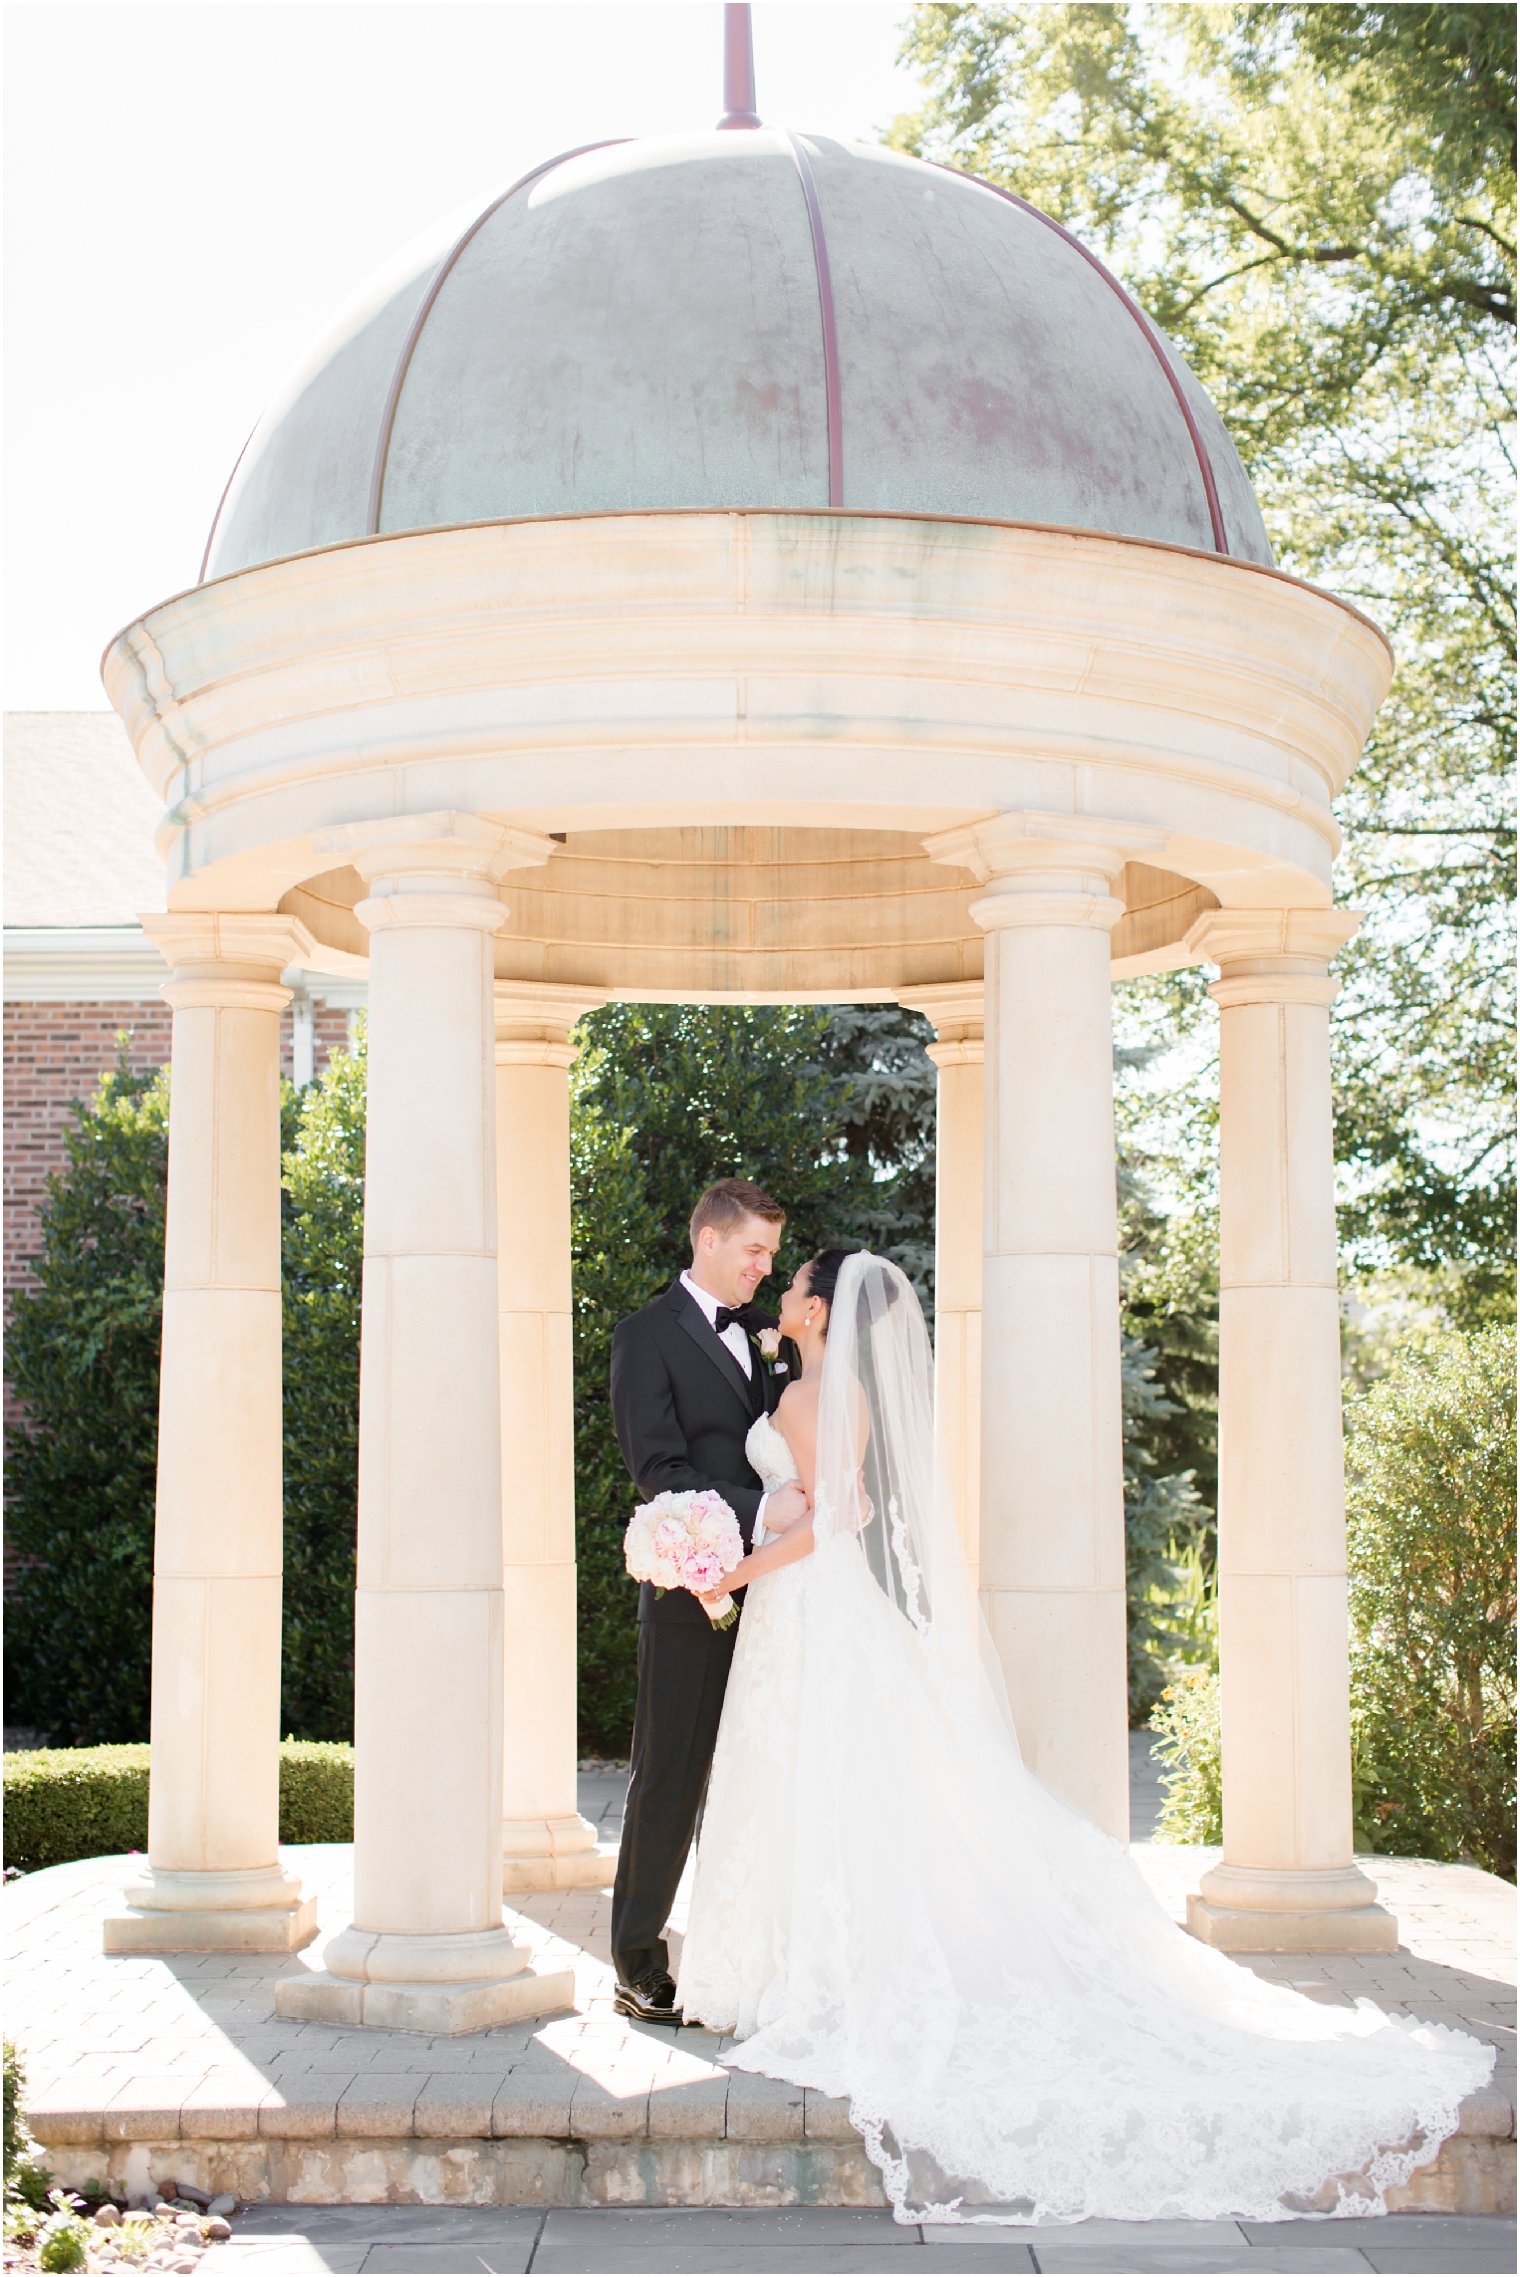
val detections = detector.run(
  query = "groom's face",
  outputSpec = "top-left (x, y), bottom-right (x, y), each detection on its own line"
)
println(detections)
top-left (696, 1213), bottom-right (782, 1308)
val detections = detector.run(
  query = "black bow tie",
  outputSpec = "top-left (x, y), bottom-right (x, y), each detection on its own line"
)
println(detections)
top-left (713, 1305), bottom-right (747, 1335)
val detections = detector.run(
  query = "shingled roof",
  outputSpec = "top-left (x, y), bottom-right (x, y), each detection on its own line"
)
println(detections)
top-left (4, 712), bottom-right (162, 929)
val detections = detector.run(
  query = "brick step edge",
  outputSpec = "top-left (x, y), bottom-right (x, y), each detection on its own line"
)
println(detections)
top-left (35, 2128), bottom-right (1516, 2220)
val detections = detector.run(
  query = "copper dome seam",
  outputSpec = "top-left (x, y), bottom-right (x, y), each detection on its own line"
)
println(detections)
top-left (936, 162), bottom-right (1230, 556)
top-left (198, 423), bottom-right (257, 585)
top-left (364, 140), bottom-right (631, 541)
top-left (783, 130), bottom-right (844, 512)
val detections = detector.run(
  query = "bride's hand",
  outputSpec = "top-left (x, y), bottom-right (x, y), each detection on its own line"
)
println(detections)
top-left (762, 1481), bottom-right (810, 1534)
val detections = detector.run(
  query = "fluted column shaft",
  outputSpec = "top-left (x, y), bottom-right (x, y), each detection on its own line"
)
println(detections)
top-left (1185, 909), bottom-right (1394, 1952)
top-left (494, 984), bottom-right (609, 1892)
top-left (900, 984), bottom-right (984, 1584)
top-left (106, 914), bottom-right (317, 1955)
top-left (929, 815), bottom-right (1160, 1840)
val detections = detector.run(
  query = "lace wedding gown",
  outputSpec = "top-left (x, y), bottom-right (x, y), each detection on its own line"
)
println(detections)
top-left (677, 1255), bottom-right (1495, 2228)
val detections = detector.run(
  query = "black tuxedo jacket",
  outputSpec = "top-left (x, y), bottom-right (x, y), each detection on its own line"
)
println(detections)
top-left (610, 1278), bottom-right (792, 1626)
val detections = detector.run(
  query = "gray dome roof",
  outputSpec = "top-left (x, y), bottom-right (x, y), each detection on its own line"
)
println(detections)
top-left (202, 129), bottom-right (1273, 582)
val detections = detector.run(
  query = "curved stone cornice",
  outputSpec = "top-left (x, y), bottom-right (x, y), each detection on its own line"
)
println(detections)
top-left (101, 513), bottom-right (1390, 989)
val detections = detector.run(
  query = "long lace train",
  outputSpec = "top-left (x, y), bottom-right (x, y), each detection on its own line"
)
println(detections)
top-left (677, 1281), bottom-right (1495, 2227)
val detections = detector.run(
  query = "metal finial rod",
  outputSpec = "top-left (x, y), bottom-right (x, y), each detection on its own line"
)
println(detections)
top-left (717, 2), bottom-right (761, 129)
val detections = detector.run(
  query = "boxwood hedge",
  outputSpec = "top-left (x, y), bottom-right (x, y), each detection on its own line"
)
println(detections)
top-left (3, 1740), bottom-right (354, 1874)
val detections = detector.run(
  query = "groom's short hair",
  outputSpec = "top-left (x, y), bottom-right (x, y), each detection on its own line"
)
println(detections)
top-left (689, 1178), bottom-right (786, 1251)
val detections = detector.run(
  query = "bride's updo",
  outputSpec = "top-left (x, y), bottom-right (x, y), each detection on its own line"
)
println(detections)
top-left (805, 1248), bottom-right (859, 1329)
top-left (806, 1245), bottom-right (903, 1334)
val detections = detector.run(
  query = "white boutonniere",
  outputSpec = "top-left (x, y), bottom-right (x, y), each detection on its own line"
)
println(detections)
top-left (754, 1326), bottom-right (788, 1375)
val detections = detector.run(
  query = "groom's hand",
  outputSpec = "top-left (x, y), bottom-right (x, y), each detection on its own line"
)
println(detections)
top-left (762, 1482), bottom-right (809, 1534)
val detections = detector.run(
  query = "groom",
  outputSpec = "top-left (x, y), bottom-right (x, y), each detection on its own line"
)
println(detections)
top-left (607, 1177), bottom-right (806, 2022)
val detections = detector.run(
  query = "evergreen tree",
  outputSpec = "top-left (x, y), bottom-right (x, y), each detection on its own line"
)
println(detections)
top-left (279, 1031), bottom-right (367, 1738)
top-left (6, 1013), bottom-right (1206, 1751)
top-left (812, 1008), bottom-right (938, 1298)
top-left (4, 1056), bottom-right (168, 1742)
top-left (568, 1002), bottom-right (930, 1752)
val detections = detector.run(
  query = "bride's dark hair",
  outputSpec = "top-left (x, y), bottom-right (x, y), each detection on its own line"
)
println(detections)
top-left (806, 1245), bottom-right (901, 1332)
top-left (805, 1248), bottom-right (859, 1322)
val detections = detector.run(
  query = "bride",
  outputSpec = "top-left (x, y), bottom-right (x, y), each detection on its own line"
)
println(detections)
top-left (675, 1247), bottom-right (1495, 2227)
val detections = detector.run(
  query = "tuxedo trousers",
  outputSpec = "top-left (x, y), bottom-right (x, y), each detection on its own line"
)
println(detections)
top-left (611, 1612), bottom-right (739, 1986)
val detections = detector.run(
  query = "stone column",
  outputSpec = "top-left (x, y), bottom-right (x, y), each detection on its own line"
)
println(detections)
top-left (494, 982), bottom-right (611, 1893)
top-left (899, 984), bottom-right (984, 1585)
top-left (275, 814), bottom-right (574, 2031)
top-left (105, 914), bottom-right (318, 1955)
top-left (1184, 909), bottom-right (1395, 1951)
top-left (928, 814), bottom-right (1162, 1841)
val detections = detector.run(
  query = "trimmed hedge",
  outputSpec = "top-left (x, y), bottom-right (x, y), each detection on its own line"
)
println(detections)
top-left (2, 1741), bottom-right (354, 1874)
top-left (275, 1740), bottom-right (355, 1845)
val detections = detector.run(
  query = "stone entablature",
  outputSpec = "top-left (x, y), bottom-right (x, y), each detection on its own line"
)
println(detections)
top-left (104, 512), bottom-right (1389, 997)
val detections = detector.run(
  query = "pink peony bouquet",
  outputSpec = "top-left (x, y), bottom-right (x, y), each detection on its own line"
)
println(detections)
top-left (624, 1489), bottom-right (745, 1629)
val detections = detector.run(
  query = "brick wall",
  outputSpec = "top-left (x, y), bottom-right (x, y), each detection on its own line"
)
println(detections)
top-left (3, 996), bottom-right (354, 1418)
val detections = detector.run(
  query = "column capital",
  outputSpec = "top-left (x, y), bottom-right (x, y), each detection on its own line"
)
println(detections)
top-left (898, 981), bottom-right (984, 1058)
top-left (494, 981), bottom-right (607, 1064)
top-left (138, 911), bottom-right (317, 1010)
top-left (925, 810), bottom-right (1167, 885)
top-left (925, 811), bottom-right (1165, 935)
top-left (1186, 907), bottom-right (1362, 1010)
top-left (318, 811), bottom-right (559, 937)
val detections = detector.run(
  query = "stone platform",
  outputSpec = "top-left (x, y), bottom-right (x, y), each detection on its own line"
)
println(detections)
top-left (7, 1775), bottom-right (1513, 2219)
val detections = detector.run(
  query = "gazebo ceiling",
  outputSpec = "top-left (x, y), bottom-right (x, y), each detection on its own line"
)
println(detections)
top-left (279, 827), bottom-right (1217, 1000)
top-left (201, 128), bottom-right (1272, 583)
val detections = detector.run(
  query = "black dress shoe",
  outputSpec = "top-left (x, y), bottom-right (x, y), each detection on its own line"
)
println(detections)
top-left (613, 1970), bottom-right (684, 2024)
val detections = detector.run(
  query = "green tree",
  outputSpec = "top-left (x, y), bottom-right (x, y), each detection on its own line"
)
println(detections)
top-left (1345, 1326), bottom-right (1516, 1878)
top-left (279, 1029), bottom-right (368, 1738)
top-left (895, 2), bottom-right (1516, 1325)
top-left (568, 1002), bottom-right (924, 1753)
top-left (813, 1007), bottom-right (938, 1295)
top-left (1121, 1328), bottom-right (1206, 1724)
top-left (3, 1057), bottom-right (168, 1743)
top-left (1151, 1328), bottom-right (1516, 1874)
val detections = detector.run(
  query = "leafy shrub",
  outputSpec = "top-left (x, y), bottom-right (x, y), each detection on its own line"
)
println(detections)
top-left (1151, 1329), bottom-right (1516, 1875)
top-left (3, 1742), bottom-right (355, 1873)
top-left (3, 1060), bottom-right (169, 1743)
top-left (2, 1746), bottom-right (149, 1875)
top-left (279, 1038), bottom-right (368, 1739)
top-left (274, 1740), bottom-right (355, 1843)
top-left (1149, 1667), bottom-right (1224, 1844)
top-left (1345, 1326), bottom-right (1516, 1878)
top-left (3, 2043), bottom-right (54, 2221)
top-left (35, 2194), bottom-right (91, 2272)
top-left (3, 2043), bottom-right (25, 2181)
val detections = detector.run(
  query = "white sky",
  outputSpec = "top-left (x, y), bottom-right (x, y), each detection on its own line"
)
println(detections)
top-left (3, 0), bottom-right (927, 710)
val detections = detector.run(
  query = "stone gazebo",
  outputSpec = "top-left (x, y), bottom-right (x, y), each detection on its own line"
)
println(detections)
top-left (100, 36), bottom-right (1397, 2029)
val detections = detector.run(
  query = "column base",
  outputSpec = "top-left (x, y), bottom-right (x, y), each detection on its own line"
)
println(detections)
top-left (104, 1864), bottom-right (318, 1956)
top-left (502, 1814), bottom-right (616, 1892)
top-left (273, 1961), bottom-right (577, 2034)
top-left (273, 1918), bottom-right (575, 2034)
top-left (1188, 1861), bottom-right (1398, 1952)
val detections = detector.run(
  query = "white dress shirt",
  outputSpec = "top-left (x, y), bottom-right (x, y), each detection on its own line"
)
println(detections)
top-left (680, 1270), bottom-right (753, 1377)
top-left (680, 1270), bottom-right (772, 1544)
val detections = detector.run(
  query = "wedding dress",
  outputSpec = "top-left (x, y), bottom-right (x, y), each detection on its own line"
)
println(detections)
top-left (677, 1252), bottom-right (1495, 2227)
